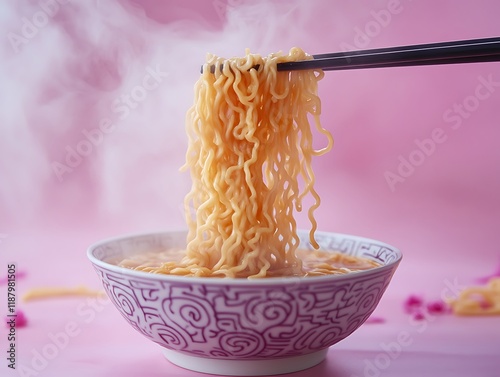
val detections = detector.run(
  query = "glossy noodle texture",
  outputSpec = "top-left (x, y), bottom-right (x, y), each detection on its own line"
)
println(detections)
top-left (118, 48), bottom-right (379, 278)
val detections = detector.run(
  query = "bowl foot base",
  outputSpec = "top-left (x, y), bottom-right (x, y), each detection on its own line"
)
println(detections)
top-left (163, 348), bottom-right (328, 376)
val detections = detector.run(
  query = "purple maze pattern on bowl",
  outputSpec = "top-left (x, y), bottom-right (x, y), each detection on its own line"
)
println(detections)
top-left (92, 262), bottom-right (397, 359)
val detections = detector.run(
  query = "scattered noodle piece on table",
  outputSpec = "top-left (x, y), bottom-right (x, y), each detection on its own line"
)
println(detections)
top-left (448, 278), bottom-right (500, 316)
top-left (23, 286), bottom-right (106, 301)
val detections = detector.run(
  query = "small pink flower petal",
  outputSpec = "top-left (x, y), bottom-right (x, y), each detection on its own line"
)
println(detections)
top-left (4, 310), bottom-right (28, 328)
top-left (15, 310), bottom-right (28, 327)
top-left (403, 294), bottom-right (424, 313)
top-left (365, 316), bottom-right (386, 324)
top-left (479, 300), bottom-right (493, 310)
top-left (0, 270), bottom-right (27, 285)
top-left (426, 300), bottom-right (448, 314)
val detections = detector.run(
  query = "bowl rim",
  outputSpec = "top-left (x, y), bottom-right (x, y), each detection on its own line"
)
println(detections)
top-left (87, 230), bottom-right (402, 285)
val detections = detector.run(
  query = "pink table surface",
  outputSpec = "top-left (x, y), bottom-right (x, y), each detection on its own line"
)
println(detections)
top-left (2, 228), bottom-right (500, 377)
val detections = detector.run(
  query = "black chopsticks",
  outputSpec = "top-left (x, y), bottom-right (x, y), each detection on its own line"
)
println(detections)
top-left (277, 37), bottom-right (500, 71)
top-left (202, 37), bottom-right (500, 73)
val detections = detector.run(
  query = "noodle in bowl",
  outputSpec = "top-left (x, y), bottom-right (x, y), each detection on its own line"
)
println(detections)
top-left (87, 230), bottom-right (402, 376)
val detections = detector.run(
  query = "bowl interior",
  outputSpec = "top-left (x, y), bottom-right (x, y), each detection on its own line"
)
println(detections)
top-left (88, 230), bottom-right (402, 280)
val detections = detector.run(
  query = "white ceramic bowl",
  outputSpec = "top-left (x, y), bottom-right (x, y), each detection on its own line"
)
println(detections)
top-left (87, 230), bottom-right (402, 376)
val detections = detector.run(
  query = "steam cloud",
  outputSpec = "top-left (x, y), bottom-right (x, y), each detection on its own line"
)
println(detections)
top-left (0, 0), bottom-right (338, 229)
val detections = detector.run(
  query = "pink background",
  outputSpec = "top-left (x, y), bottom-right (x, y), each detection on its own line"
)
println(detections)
top-left (1, 0), bottom-right (500, 376)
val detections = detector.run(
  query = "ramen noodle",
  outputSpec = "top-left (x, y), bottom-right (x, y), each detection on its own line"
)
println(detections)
top-left (23, 286), bottom-right (106, 301)
top-left (448, 278), bottom-right (500, 316)
top-left (119, 48), bottom-right (379, 278)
